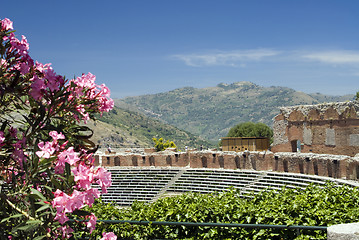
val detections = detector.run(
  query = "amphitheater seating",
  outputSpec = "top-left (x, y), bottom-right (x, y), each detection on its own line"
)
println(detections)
top-left (98, 167), bottom-right (359, 206)
top-left (99, 168), bottom-right (180, 205)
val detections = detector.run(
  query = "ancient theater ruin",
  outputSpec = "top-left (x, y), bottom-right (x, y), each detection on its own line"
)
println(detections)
top-left (271, 100), bottom-right (359, 157)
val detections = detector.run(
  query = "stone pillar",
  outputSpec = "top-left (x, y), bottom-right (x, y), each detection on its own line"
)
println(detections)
top-left (327, 222), bottom-right (359, 240)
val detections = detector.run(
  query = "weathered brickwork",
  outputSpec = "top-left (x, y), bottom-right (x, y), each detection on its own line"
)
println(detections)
top-left (272, 101), bottom-right (359, 157)
top-left (96, 150), bottom-right (359, 181)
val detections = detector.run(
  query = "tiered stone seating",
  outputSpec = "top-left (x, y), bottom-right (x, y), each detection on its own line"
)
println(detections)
top-left (98, 168), bottom-right (359, 206)
top-left (167, 169), bottom-right (264, 194)
top-left (99, 168), bottom-right (180, 206)
top-left (239, 171), bottom-right (359, 196)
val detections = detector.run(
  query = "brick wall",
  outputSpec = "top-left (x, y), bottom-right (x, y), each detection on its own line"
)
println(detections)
top-left (97, 150), bottom-right (359, 181)
top-left (272, 101), bottom-right (359, 157)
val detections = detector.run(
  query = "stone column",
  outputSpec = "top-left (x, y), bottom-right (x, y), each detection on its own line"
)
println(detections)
top-left (327, 222), bottom-right (359, 240)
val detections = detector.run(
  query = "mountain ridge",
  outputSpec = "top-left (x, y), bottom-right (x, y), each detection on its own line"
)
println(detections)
top-left (115, 81), bottom-right (355, 142)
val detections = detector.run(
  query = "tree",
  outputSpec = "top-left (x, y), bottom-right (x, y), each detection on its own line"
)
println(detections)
top-left (356, 91), bottom-right (359, 100)
top-left (152, 137), bottom-right (176, 151)
top-left (0, 18), bottom-right (116, 239)
top-left (226, 122), bottom-right (273, 140)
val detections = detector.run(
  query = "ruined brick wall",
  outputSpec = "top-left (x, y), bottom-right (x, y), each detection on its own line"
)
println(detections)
top-left (272, 101), bottom-right (359, 157)
top-left (98, 150), bottom-right (359, 180)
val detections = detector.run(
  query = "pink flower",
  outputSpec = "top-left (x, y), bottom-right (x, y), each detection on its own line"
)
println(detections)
top-left (57, 147), bottom-right (80, 166)
top-left (0, 59), bottom-right (7, 68)
top-left (73, 72), bottom-right (96, 90)
top-left (0, 131), bottom-right (5, 144)
top-left (44, 67), bottom-right (64, 91)
top-left (94, 167), bottom-right (112, 193)
top-left (86, 213), bottom-right (97, 233)
top-left (101, 232), bottom-right (117, 240)
top-left (49, 131), bottom-right (65, 142)
top-left (99, 97), bottom-right (114, 113)
top-left (1, 18), bottom-right (13, 31)
top-left (9, 127), bottom-right (17, 138)
top-left (36, 141), bottom-right (55, 159)
top-left (57, 225), bottom-right (74, 239)
top-left (68, 190), bottom-right (85, 211)
top-left (54, 211), bottom-right (69, 225)
top-left (72, 164), bottom-right (94, 190)
top-left (12, 138), bottom-right (27, 169)
top-left (30, 75), bottom-right (46, 100)
top-left (83, 188), bottom-right (100, 207)
top-left (76, 104), bottom-right (90, 123)
top-left (99, 84), bottom-right (111, 97)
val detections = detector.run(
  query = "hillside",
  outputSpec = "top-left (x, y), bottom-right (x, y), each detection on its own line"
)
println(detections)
top-left (90, 106), bottom-right (212, 150)
top-left (116, 81), bottom-right (355, 142)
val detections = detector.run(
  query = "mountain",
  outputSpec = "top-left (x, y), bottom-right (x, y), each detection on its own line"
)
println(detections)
top-left (116, 81), bottom-right (355, 142)
top-left (90, 106), bottom-right (212, 150)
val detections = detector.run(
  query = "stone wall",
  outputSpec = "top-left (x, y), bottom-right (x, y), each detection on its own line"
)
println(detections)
top-left (97, 150), bottom-right (359, 181)
top-left (271, 101), bottom-right (359, 157)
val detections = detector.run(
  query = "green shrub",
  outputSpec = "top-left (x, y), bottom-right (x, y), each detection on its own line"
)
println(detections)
top-left (82, 182), bottom-right (359, 239)
top-left (152, 137), bottom-right (177, 151)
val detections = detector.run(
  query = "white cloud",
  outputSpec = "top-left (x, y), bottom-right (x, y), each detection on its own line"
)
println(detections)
top-left (172, 49), bottom-right (280, 67)
top-left (302, 51), bottom-right (359, 64)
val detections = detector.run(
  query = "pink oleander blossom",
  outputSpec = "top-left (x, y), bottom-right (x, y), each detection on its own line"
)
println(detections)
top-left (44, 66), bottom-right (64, 92)
top-left (57, 225), bottom-right (74, 239)
top-left (52, 189), bottom-right (88, 225)
top-left (36, 141), bottom-right (55, 159)
top-left (86, 213), bottom-right (97, 233)
top-left (9, 127), bottom-right (17, 138)
top-left (94, 167), bottom-right (112, 193)
top-left (57, 147), bottom-right (80, 166)
top-left (49, 131), bottom-right (65, 142)
top-left (1, 18), bottom-right (13, 31)
top-left (101, 232), bottom-right (117, 240)
top-left (12, 138), bottom-right (27, 169)
top-left (0, 131), bottom-right (5, 144)
top-left (0, 59), bottom-right (7, 68)
top-left (73, 72), bottom-right (96, 90)
top-left (98, 96), bottom-right (114, 113)
top-left (83, 188), bottom-right (100, 207)
top-left (72, 163), bottom-right (94, 190)
top-left (30, 75), bottom-right (46, 100)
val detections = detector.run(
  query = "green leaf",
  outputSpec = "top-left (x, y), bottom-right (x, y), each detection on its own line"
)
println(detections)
top-left (1, 214), bottom-right (24, 223)
top-left (51, 176), bottom-right (62, 189)
top-left (35, 204), bottom-right (51, 213)
top-left (33, 236), bottom-right (47, 240)
top-left (13, 220), bottom-right (41, 232)
top-left (30, 188), bottom-right (46, 201)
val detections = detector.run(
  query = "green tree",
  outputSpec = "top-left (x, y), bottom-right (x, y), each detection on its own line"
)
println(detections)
top-left (356, 91), bottom-right (359, 100)
top-left (226, 122), bottom-right (273, 140)
top-left (152, 137), bottom-right (176, 151)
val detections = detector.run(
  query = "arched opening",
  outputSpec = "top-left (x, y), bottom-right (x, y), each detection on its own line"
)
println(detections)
top-left (291, 140), bottom-right (301, 152)
top-left (218, 156), bottom-right (224, 168)
top-left (114, 156), bottom-right (120, 166)
top-left (166, 156), bottom-right (172, 166)
top-left (234, 156), bottom-right (240, 169)
top-left (201, 156), bottom-right (208, 168)
top-left (132, 156), bottom-right (138, 166)
top-left (149, 156), bottom-right (155, 166)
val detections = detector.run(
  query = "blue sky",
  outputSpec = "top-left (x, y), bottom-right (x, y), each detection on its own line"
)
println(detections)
top-left (1, 1), bottom-right (358, 98)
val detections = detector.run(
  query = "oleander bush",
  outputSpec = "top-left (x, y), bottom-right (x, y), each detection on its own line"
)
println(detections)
top-left (0, 18), bottom-right (116, 239)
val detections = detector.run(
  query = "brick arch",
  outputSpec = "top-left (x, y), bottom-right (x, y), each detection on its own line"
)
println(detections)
top-left (287, 124), bottom-right (303, 143)
top-left (340, 106), bottom-right (358, 120)
top-left (288, 110), bottom-right (306, 122)
top-left (307, 109), bottom-right (321, 121)
top-left (114, 156), bottom-right (121, 166)
top-left (322, 107), bottom-right (339, 120)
